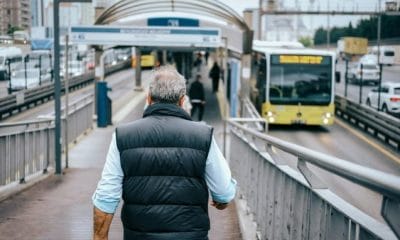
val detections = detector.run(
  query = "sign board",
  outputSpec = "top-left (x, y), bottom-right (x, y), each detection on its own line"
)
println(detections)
top-left (148, 17), bottom-right (199, 27)
top-left (70, 26), bottom-right (221, 47)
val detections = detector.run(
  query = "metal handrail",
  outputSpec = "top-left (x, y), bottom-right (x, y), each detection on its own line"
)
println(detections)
top-left (227, 119), bottom-right (400, 199)
top-left (241, 97), bottom-right (265, 131)
top-left (0, 118), bottom-right (54, 128)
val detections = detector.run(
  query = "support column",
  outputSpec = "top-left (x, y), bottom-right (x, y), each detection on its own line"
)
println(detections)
top-left (94, 48), bottom-right (103, 115)
top-left (135, 48), bottom-right (143, 91)
top-left (240, 54), bottom-right (252, 115)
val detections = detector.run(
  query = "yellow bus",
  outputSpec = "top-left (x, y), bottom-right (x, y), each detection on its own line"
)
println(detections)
top-left (251, 41), bottom-right (336, 125)
top-left (131, 49), bottom-right (157, 68)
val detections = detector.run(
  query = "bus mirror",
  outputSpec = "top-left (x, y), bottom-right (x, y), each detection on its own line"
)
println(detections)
top-left (335, 71), bottom-right (341, 83)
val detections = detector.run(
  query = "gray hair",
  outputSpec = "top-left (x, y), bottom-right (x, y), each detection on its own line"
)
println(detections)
top-left (148, 65), bottom-right (186, 104)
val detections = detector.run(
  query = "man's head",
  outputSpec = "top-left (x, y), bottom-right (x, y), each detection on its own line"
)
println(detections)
top-left (148, 65), bottom-right (186, 106)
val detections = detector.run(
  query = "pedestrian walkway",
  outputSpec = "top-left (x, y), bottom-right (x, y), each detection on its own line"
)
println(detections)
top-left (0, 65), bottom-right (241, 240)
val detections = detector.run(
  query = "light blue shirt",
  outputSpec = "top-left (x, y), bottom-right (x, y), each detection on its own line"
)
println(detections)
top-left (93, 133), bottom-right (237, 214)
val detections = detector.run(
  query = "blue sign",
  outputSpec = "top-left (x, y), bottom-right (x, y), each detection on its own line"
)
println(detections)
top-left (148, 17), bottom-right (199, 27)
top-left (31, 39), bottom-right (54, 50)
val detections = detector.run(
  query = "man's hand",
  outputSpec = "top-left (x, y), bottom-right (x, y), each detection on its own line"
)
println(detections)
top-left (211, 200), bottom-right (229, 210)
top-left (93, 207), bottom-right (114, 240)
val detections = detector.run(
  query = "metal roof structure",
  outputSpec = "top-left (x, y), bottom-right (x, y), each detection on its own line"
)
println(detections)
top-left (95, 0), bottom-right (250, 32)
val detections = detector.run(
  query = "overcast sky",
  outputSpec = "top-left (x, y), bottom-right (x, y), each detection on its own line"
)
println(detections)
top-left (218, 0), bottom-right (383, 30)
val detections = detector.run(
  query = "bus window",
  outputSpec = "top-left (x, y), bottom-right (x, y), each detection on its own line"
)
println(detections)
top-left (269, 55), bottom-right (332, 105)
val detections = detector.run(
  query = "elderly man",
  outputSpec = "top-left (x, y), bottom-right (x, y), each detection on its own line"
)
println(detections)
top-left (92, 66), bottom-right (236, 240)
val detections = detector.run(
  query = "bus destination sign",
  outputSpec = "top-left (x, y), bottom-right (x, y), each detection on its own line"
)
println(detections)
top-left (272, 55), bottom-right (331, 65)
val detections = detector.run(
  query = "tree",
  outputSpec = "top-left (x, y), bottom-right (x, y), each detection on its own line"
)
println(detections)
top-left (7, 25), bottom-right (24, 36)
top-left (314, 27), bottom-right (327, 45)
top-left (313, 15), bottom-right (400, 45)
top-left (299, 36), bottom-right (313, 47)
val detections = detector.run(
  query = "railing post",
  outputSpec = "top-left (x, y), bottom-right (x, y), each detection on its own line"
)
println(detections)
top-left (358, 63), bottom-right (363, 105)
top-left (377, 63), bottom-right (383, 111)
top-left (344, 59), bottom-right (349, 97)
top-left (24, 55), bottom-right (28, 90)
top-left (7, 59), bottom-right (11, 94)
top-left (39, 55), bottom-right (42, 86)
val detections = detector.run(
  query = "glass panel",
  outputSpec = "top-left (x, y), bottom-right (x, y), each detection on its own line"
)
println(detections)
top-left (362, 64), bottom-right (378, 70)
top-left (384, 51), bottom-right (395, 57)
top-left (269, 55), bottom-right (332, 105)
top-left (394, 88), bottom-right (400, 95)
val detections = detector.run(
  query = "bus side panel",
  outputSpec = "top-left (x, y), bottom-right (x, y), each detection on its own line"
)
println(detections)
top-left (141, 55), bottom-right (155, 68)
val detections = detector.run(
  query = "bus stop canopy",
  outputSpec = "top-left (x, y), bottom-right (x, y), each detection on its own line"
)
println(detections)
top-left (95, 0), bottom-right (252, 53)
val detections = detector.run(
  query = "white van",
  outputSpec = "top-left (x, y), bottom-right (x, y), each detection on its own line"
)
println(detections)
top-left (371, 46), bottom-right (396, 65)
top-left (0, 47), bottom-right (23, 81)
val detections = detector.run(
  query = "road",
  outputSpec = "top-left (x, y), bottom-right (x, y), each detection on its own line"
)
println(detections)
top-left (335, 61), bottom-right (400, 107)
top-left (268, 121), bottom-right (400, 222)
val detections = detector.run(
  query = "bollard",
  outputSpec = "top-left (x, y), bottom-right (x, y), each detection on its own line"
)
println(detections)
top-left (96, 82), bottom-right (112, 127)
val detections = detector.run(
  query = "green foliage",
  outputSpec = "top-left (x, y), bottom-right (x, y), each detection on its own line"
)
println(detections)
top-left (7, 25), bottom-right (24, 35)
top-left (313, 15), bottom-right (400, 45)
top-left (299, 36), bottom-right (313, 47)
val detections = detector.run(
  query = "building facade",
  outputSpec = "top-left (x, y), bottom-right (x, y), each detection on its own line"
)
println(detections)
top-left (0, 0), bottom-right (31, 35)
top-left (31, 0), bottom-right (44, 27)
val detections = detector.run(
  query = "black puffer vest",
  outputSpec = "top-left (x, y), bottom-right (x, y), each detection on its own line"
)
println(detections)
top-left (116, 103), bottom-right (213, 240)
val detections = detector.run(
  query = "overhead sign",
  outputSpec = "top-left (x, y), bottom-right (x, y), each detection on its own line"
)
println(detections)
top-left (148, 17), bottom-right (199, 27)
top-left (70, 26), bottom-right (221, 47)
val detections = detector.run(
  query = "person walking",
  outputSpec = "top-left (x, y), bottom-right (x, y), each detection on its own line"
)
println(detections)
top-left (194, 52), bottom-right (202, 72)
top-left (92, 66), bottom-right (236, 240)
top-left (189, 74), bottom-right (206, 121)
top-left (204, 51), bottom-right (209, 65)
top-left (209, 62), bottom-right (221, 92)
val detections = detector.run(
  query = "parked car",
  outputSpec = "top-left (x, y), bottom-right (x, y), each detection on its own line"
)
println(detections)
top-left (60, 60), bottom-right (84, 78)
top-left (366, 82), bottom-right (400, 115)
top-left (8, 69), bottom-right (51, 92)
top-left (370, 46), bottom-right (396, 66)
top-left (347, 59), bottom-right (380, 85)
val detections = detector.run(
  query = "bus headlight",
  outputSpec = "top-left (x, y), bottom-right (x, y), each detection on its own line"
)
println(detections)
top-left (324, 112), bottom-right (332, 118)
top-left (267, 111), bottom-right (274, 117)
top-left (323, 118), bottom-right (329, 125)
top-left (268, 117), bottom-right (275, 123)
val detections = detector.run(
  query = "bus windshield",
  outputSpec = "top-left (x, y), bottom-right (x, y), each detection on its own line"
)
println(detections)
top-left (269, 54), bottom-right (332, 105)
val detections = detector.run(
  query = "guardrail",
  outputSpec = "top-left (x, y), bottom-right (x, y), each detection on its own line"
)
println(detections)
top-left (0, 94), bottom-right (94, 186)
top-left (228, 119), bottom-right (400, 240)
top-left (335, 95), bottom-right (400, 150)
top-left (0, 60), bottom-right (130, 120)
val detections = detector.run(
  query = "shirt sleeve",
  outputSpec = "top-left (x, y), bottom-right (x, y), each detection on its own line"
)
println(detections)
top-left (204, 137), bottom-right (237, 203)
top-left (92, 133), bottom-right (123, 214)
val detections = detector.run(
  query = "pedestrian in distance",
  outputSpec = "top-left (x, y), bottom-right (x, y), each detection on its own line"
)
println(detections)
top-left (209, 62), bottom-right (221, 92)
top-left (189, 74), bottom-right (206, 121)
top-left (194, 52), bottom-right (202, 72)
top-left (205, 51), bottom-right (209, 65)
top-left (92, 65), bottom-right (236, 240)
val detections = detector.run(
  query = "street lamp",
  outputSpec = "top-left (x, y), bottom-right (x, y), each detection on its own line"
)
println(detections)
top-left (222, 37), bottom-right (229, 157)
top-left (53, 0), bottom-right (91, 174)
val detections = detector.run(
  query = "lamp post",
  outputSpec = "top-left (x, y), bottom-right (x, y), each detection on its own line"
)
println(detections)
top-left (53, 0), bottom-right (92, 174)
top-left (222, 37), bottom-right (229, 157)
top-left (377, 0), bottom-right (383, 111)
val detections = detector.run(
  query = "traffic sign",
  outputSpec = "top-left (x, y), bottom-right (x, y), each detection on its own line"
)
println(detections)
top-left (70, 25), bottom-right (221, 47)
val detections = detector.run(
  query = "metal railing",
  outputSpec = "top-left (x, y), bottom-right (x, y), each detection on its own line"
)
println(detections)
top-left (0, 94), bottom-right (94, 186)
top-left (335, 95), bottom-right (400, 150)
top-left (0, 119), bottom-right (54, 185)
top-left (228, 119), bottom-right (400, 239)
top-left (0, 60), bottom-right (130, 120)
